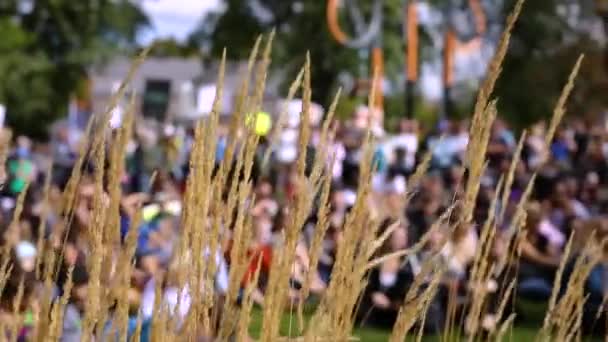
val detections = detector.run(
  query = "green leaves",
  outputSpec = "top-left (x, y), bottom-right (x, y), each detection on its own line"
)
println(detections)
top-left (0, 0), bottom-right (149, 138)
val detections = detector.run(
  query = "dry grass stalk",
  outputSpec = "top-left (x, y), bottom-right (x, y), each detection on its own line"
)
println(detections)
top-left (544, 55), bottom-right (584, 148)
top-left (179, 49), bottom-right (226, 339)
top-left (80, 121), bottom-right (109, 342)
top-left (221, 36), bottom-right (262, 174)
top-left (470, 0), bottom-right (525, 127)
top-left (8, 276), bottom-right (25, 342)
top-left (390, 257), bottom-right (445, 342)
top-left (35, 164), bottom-right (53, 279)
top-left (0, 129), bottom-right (12, 187)
top-left (564, 295), bottom-right (586, 342)
top-left (112, 207), bottom-right (143, 342)
top-left (461, 99), bottom-right (497, 230)
top-left (309, 88), bottom-right (341, 188)
top-left (489, 278), bottom-right (517, 338)
top-left (149, 269), bottom-right (168, 340)
top-left (105, 93), bottom-right (136, 248)
top-left (403, 146), bottom-right (433, 205)
top-left (130, 310), bottom-right (144, 342)
top-left (7, 182), bottom-right (29, 246)
top-left (367, 203), bottom-right (455, 270)
top-left (294, 85), bottom-right (344, 332)
top-left (218, 183), bottom-right (255, 339)
top-left (498, 130), bottom-right (526, 224)
top-left (459, 0), bottom-right (524, 235)
top-left (217, 188), bottom-right (251, 338)
top-left (238, 255), bottom-right (264, 341)
top-left (44, 50), bottom-right (148, 340)
top-left (252, 30), bottom-right (275, 114)
top-left (538, 235), bottom-right (605, 341)
top-left (202, 46), bottom-right (227, 302)
top-left (304, 68), bottom-right (381, 342)
top-left (60, 118), bottom-right (93, 219)
top-left (261, 67), bottom-right (306, 169)
top-left (36, 226), bottom-right (62, 340)
top-left (495, 313), bottom-right (517, 341)
top-left (261, 54), bottom-right (318, 342)
top-left (464, 176), bottom-right (503, 338)
top-left (0, 261), bottom-right (13, 305)
top-left (540, 232), bottom-right (576, 335)
top-left (301, 86), bottom-right (342, 261)
top-left (0, 6), bottom-right (595, 340)
top-left (48, 265), bottom-right (74, 341)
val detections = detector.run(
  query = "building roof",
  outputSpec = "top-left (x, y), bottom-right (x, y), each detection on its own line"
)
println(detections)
top-left (90, 56), bottom-right (204, 95)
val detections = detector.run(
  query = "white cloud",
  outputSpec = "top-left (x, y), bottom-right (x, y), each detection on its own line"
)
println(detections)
top-left (141, 0), bottom-right (222, 43)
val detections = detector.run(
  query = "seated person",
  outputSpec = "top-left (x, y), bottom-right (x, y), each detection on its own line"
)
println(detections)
top-left (518, 202), bottom-right (563, 299)
top-left (358, 220), bottom-right (412, 328)
top-left (59, 262), bottom-right (89, 342)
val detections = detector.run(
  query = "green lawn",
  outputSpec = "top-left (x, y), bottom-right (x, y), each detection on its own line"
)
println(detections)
top-left (248, 308), bottom-right (538, 341)
top-left (247, 306), bottom-right (600, 341)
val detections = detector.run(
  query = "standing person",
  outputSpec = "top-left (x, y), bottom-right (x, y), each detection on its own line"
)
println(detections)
top-left (384, 119), bottom-right (419, 175)
top-left (524, 122), bottom-right (549, 170)
top-left (427, 120), bottom-right (469, 170)
top-left (132, 125), bottom-right (164, 193)
top-left (59, 263), bottom-right (89, 342)
top-left (6, 136), bottom-right (36, 197)
top-left (51, 124), bottom-right (79, 189)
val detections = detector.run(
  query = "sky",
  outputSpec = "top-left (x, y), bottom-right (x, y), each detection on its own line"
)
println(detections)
top-left (140, 0), bottom-right (222, 44)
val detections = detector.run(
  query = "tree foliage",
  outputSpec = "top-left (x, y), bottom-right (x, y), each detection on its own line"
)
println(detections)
top-left (496, 0), bottom-right (607, 127)
top-left (0, 0), bottom-right (149, 138)
top-left (190, 0), bottom-right (417, 113)
top-left (194, 0), bottom-right (608, 128)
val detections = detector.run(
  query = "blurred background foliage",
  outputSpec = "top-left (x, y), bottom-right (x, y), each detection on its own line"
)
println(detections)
top-left (195, 0), bottom-right (608, 129)
top-left (0, 0), bottom-right (149, 138)
top-left (1, 0), bottom-right (608, 138)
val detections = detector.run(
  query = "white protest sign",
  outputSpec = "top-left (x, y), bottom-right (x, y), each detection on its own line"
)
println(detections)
top-left (197, 84), bottom-right (217, 116)
top-left (109, 106), bottom-right (123, 130)
top-left (109, 82), bottom-right (123, 129)
top-left (0, 104), bottom-right (5, 128)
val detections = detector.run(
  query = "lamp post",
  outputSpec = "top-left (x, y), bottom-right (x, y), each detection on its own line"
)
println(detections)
top-left (328, 0), bottom-right (488, 120)
top-left (442, 0), bottom-right (486, 119)
top-left (327, 0), bottom-right (384, 110)
top-left (404, 1), bottom-right (419, 118)
top-left (596, 0), bottom-right (608, 72)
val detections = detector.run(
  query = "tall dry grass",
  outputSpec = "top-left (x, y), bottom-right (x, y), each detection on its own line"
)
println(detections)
top-left (0, 0), bottom-right (603, 341)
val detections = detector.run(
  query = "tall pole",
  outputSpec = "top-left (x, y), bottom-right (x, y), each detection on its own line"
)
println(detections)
top-left (596, 0), bottom-right (608, 72)
top-left (405, 0), bottom-right (419, 118)
top-left (327, 0), bottom-right (384, 111)
top-left (443, 29), bottom-right (456, 120)
top-left (442, 0), bottom-right (486, 120)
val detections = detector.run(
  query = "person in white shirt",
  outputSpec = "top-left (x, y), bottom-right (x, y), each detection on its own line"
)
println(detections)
top-left (140, 248), bottom-right (229, 325)
top-left (383, 119), bottom-right (419, 172)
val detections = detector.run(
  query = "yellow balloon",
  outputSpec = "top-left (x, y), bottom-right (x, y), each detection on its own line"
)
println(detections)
top-left (247, 112), bottom-right (272, 136)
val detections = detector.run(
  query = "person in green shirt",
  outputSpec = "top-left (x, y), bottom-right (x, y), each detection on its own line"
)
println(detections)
top-left (7, 136), bottom-right (36, 196)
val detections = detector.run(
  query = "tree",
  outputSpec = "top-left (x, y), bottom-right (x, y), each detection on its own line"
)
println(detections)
top-left (494, 0), bottom-right (606, 127)
top-left (194, 0), bottom-right (608, 128)
top-left (190, 0), bottom-right (421, 119)
top-left (145, 38), bottom-right (201, 58)
top-left (0, 0), bottom-right (149, 138)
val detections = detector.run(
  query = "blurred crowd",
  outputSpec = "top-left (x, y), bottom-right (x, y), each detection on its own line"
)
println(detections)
top-left (1, 105), bottom-right (608, 340)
